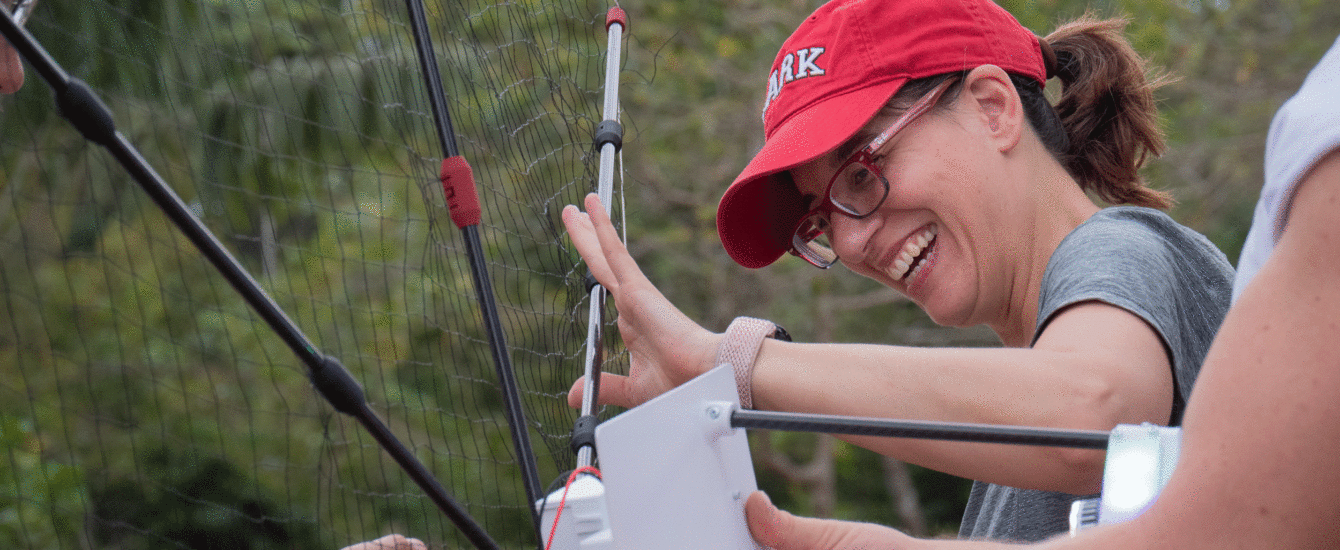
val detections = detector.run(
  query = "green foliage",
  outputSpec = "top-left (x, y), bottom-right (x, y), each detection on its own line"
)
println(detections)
top-left (0, 415), bottom-right (86, 550)
top-left (89, 447), bottom-right (322, 550)
top-left (4, 0), bottom-right (608, 548)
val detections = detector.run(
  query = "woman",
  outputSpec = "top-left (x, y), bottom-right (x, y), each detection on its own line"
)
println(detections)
top-left (745, 31), bottom-right (1340, 550)
top-left (564, 0), bottom-right (1234, 542)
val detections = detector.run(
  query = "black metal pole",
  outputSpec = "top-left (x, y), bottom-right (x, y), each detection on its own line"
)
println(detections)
top-left (398, 0), bottom-right (545, 541)
top-left (0, 9), bottom-right (501, 550)
top-left (731, 409), bottom-right (1111, 450)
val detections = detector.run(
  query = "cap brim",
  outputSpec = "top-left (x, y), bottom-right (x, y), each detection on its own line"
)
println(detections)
top-left (718, 80), bottom-right (906, 268)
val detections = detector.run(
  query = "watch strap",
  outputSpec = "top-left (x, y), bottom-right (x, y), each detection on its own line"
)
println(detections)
top-left (715, 316), bottom-right (785, 409)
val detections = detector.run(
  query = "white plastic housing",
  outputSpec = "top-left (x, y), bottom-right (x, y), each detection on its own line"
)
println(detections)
top-left (594, 366), bottom-right (762, 550)
top-left (536, 475), bottom-right (613, 550)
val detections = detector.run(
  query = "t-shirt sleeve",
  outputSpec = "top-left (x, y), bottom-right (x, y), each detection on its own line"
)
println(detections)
top-left (962, 209), bottom-right (1233, 542)
top-left (1035, 209), bottom-right (1234, 423)
top-left (1235, 35), bottom-right (1340, 298)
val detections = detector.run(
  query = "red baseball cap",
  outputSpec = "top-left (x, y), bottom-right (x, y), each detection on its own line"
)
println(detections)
top-left (717, 0), bottom-right (1048, 268)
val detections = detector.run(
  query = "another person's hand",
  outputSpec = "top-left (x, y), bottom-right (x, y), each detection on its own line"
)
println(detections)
top-left (745, 491), bottom-right (922, 550)
top-left (1, 36), bottom-right (24, 94)
top-left (562, 193), bottom-right (720, 409)
top-left (340, 534), bottom-right (426, 550)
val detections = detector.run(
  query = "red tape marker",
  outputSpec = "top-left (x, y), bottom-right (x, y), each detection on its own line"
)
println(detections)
top-left (440, 156), bottom-right (481, 229)
top-left (605, 6), bottom-right (627, 32)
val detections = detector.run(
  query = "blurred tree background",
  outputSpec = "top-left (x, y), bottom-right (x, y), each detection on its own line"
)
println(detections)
top-left (1, 0), bottom-right (1337, 548)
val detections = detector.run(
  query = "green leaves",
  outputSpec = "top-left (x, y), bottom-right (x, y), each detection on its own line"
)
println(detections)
top-left (0, 415), bottom-right (86, 550)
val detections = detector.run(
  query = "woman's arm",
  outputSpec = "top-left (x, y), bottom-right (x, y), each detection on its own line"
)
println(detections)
top-left (752, 300), bottom-right (1172, 494)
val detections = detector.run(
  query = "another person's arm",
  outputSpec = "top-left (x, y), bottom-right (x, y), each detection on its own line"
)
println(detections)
top-left (1055, 146), bottom-right (1340, 548)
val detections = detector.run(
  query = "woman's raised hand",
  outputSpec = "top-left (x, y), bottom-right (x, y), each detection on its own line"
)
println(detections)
top-left (562, 194), bottom-right (720, 409)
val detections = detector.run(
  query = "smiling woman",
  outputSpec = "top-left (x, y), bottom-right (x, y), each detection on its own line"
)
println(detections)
top-left (562, 0), bottom-right (1236, 544)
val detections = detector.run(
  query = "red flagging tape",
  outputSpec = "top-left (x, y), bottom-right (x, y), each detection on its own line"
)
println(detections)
top-left (605, 6), bottom-right (627, 32)
top-left (440, 156), bottom-right (481, 229)
top-left (545, 466), bottom-right (602, 550)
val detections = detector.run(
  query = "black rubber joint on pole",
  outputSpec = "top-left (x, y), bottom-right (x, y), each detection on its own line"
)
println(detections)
top-left (308, 355), bottom-right (367, 417)
top-left (584, 271), bottom-right (600, 294)
top-left (56, 78), bottom-right (118, 147)
top-left (570, 415), bottom-right (599, 455)
top-left (593, 119), bottom-right (622, 152)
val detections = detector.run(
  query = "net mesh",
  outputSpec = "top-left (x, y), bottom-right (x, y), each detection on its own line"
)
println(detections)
top-left (1, 1), bottom-right (621, 548)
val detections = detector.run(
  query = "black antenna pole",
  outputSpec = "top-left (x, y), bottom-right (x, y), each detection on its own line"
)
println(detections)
top-left (398, 0), bottom-right (546, 542)
top-left (731, 409), bottom-right (1111, 449)
top-left (0, 8), bottom-right (500, 550)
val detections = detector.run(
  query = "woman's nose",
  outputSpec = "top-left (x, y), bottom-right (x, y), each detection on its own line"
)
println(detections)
top-left (828, 210), bottom-right (880, 264)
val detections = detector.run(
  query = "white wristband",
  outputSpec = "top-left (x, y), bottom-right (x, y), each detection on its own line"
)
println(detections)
top-left (714, 317), bottom-right (787, 409)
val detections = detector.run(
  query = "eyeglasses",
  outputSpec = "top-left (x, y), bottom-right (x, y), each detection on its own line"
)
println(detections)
top-left (789, 77), bottom-right (957, 268)
top-left (3, 0), bottom-right (38, 26)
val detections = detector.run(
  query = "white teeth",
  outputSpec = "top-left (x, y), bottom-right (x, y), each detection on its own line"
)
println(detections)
top-left (887, 225), bottom-right (938, 281)
top-left (908, 255), bottom-right (928, 281)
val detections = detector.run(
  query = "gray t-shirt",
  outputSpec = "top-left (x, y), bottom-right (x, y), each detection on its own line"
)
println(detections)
top-left (957, 206), bottom-right (1235, 542)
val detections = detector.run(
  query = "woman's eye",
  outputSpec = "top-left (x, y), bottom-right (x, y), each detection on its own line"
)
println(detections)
top-left (845, 167), bottom-right (875, 192)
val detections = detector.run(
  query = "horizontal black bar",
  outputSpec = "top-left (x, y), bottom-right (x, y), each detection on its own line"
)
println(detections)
top-left (731, 409), bottom-right (1110, 450)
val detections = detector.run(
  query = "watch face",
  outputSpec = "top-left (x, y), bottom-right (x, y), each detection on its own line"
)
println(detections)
top-left (770, 324), bottom-right (792, 342)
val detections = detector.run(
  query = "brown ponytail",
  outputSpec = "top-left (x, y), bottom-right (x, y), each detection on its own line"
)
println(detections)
top-left (882, 14), bottom-right (1172, 208)
top-left (1043, 14), bottom-right (1173, 209)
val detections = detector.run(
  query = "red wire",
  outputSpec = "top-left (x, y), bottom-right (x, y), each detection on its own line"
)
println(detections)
top-left (544, 466), bottom-right (603, 550)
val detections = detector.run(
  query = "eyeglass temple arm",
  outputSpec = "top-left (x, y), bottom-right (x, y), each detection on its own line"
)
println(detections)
top-left (865, 77), bottom-right (958, 154)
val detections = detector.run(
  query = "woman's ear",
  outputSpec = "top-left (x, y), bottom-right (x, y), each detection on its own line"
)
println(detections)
top-left (963, 65), bottom-right (1023, 153)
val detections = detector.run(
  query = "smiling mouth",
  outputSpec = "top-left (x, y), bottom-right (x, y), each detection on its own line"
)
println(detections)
top-left (888, 224), bottom-right (938, 282)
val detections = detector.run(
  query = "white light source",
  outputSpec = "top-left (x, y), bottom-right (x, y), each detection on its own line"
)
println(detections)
top-left (1096, 423), bottom-right (1182, 526)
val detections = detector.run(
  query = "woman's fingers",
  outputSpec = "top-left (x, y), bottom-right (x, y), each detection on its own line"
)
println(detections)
top-left (582, 194), bottom-right (648, 289)
top-left (562, 204), bottom-right (618, 293)
top-left (567, 373), bottom-right (639, 410)
top-left (562, 193), bottom-right (715, 410)
top-left (744, 492), bottom-right (914, 550)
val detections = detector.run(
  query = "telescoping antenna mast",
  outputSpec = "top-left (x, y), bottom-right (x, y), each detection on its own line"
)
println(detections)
top-left (572, 5), bottom-right (629, 471)
top-left (531, 8), bottom-right (628, 550)
top-left (0, 6), bottom-right (503, 550)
